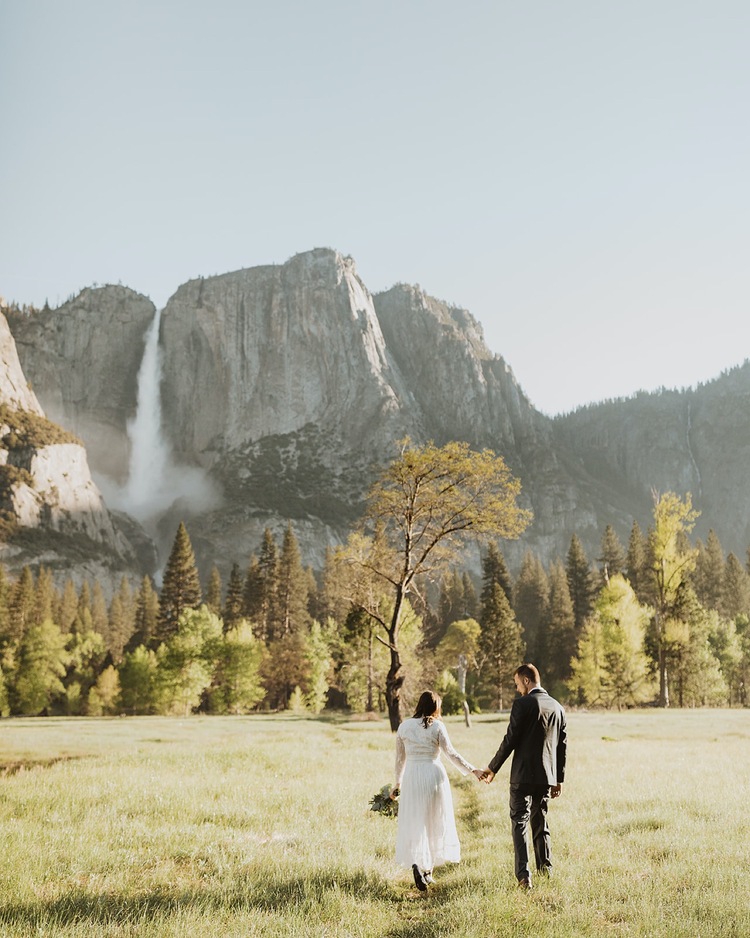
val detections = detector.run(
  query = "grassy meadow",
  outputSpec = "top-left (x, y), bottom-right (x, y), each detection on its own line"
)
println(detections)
top-left (1, 709), bottom-right (749, 937)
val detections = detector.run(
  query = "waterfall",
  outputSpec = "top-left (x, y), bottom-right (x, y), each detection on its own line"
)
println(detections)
top-left (123, 308), bottom-right (170, 521)
top-left (99, 308), bottom-right (219, 535)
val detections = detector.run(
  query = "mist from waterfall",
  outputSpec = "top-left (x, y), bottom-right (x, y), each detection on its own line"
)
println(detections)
top-left (100, 308), bottom-right (219, 532)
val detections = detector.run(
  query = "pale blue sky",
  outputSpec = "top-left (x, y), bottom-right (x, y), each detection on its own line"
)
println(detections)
top-left (2, 1), bottom-right (749, 415)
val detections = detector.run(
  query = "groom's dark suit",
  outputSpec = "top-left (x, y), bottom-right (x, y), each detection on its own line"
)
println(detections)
top-left (488, 686), bottom-right (567, 883)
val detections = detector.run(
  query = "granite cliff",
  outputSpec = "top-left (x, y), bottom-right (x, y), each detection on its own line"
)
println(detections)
top-left (0, 311), bottom-right (142, 584)
top-left (7, 249), bottom-right (749, 580)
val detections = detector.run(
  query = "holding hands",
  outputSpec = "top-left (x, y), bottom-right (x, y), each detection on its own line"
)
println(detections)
top-left (472, 768), bottom-right (495, 784)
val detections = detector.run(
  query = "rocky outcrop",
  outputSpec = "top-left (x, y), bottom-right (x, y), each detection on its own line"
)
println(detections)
top-left (0, 312), bottom-right (142, 583)
top-left (8, 286), bottom-right (155, 483)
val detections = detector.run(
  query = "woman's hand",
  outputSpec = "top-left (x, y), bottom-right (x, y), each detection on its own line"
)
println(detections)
top-left (390, 786), bottom-right (400, 800)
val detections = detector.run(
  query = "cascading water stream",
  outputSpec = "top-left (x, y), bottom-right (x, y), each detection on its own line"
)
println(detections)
top-left (123, 308), bottom-right (170, 521)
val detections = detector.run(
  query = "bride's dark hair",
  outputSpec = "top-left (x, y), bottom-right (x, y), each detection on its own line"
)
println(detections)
top-left (413, 690), bottom-right (442, 728)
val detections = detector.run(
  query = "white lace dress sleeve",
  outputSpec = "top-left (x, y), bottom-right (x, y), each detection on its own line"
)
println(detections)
top-left (436, 721), bottom-right (475, 776)
top-left (395, 732), bottom-right (407, 787)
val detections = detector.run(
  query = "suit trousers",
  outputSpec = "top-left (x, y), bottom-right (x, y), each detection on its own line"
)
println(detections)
top-left (508, 783), bottom-right (552, 881)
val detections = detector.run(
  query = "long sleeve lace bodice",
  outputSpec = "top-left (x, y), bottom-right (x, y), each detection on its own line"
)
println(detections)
top-left (395, 718), bottom-right (475, 786)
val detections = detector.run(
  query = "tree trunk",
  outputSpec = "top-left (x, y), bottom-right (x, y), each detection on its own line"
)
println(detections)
top-left (658, 646), bottom-right (670, 708)
top-left (386, 644), bottom-right (404, 731)
top-left (366, 630), bottom-right (374, 713)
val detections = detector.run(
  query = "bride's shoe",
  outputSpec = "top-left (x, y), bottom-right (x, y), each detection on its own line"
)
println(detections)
top-left (412, 864), bottom-right (428, 891)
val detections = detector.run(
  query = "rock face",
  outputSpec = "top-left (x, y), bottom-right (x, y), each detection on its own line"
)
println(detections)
top-left (553, 365), bottom-right (750, 554)
top-left (9, 286), bottom-right (155, 483)
top-left (0, 311), bottom-right (141, 583)
top-left (7, 250), bottom-right (750, 579)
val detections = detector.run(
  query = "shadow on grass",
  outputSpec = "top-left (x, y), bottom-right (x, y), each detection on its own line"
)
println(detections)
top-left (0, 868), bottom-right (399, 928)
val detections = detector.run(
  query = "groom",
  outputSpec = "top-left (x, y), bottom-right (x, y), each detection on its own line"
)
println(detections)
top-left (478, 663), bottom-right (567, 890)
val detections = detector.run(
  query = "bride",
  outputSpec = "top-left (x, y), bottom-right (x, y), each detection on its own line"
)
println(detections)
top-left (391, 690), bottom-right (481, 890)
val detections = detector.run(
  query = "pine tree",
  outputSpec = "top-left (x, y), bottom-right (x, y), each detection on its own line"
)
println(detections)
top-left (481, 542), bottom-right (513, 604)
top-left (223, 563), bottom-right (244, 629)
top-left (91, 582), bottom-right (108, 639)
top-left (544, 561), bottom-right (577, 696)
top-left (156, 522), bottom-right (202, 643)
top-left (692, 530), bottom-right (725, 611)
top-left (254, 529), bottom-right (279, 642)
top-left (479, 581), bottom-right (524, 709)
top-left (598, 525), bottom-right (627, 583)
top-left (33, 567), bottom-right (56, 628)
top-left (57, 580), bottom-right (79, 634)
top-left (625, 521), bottom-right (648, 601)
top-left (274, 523), bottom-right (310, 638)
top-left (107, 594), bottom-right (127, 663)
top-left (8, 566), bottom-right (35, 643)
top-left (12, 619), bottom-right (69, 715)
top-left (205, 565), bottom-right (223, 618)
top-left (721, 553), bottom-right (750, 620)
top-left (435, 569), bottom-right (467, 641)
top-left (512, 551), bottom-right (549, 665)
top-left (128, 576), bottom-right (159, 651)
top-left (0, 565), bottom-right (10, 646)
top-left (566, 534), bottom-right (596, 633)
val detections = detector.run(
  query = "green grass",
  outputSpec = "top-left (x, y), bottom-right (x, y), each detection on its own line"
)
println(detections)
top-left (1, 710), bottom-right (749, 937)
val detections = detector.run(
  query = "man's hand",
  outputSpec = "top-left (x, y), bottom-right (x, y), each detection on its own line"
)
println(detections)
top-left (550, 784), bottom-right (562, 799)
top-left (474, 768), bottom-right (495, 784)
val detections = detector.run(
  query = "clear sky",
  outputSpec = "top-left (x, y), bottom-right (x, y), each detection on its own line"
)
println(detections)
top-left (2, 1), bottom-right (748, 415)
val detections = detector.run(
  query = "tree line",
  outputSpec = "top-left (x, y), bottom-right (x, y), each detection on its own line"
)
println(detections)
top-left (1, 443), bottom-right (748, 719)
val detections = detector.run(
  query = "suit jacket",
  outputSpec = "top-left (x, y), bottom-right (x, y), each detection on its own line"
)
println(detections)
top-left (488, 688), bottom-right (567, 787)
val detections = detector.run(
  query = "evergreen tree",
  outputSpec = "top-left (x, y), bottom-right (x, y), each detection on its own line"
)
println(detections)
top-left (479, 582), bottom-right (524, 709)
top-left (91, 582), bottom-right (108, 639)
top-left (205, 565), bottom-right (223, 617)
top-left (566, 534), bottom-right (596, 633)
top-left (512, 551), bottom-right (549, 665)
top-left (437, 569), bottom-right (467, 638)
top-left (117, 577), bottom-right (136, 647)
top-left (107, 594), bottom-right (128, 663)
top-left (128, 576), bottom-right (159, 652)
top-left (8, 566), bottom-right (35, 643)
top-left (254, 529), bottom-right (279, 642)
top-left (223, 563), bottom-right (244, 629)
top-left (0, 565), bottom-right (9, 646)
top-left (64, 616), bottom-right (106, 715)
top-left (598, 525), bottom-right (627, 583)
top-left (156, 522), bottom-right (202, 643)
top-left (33, 567), bottom-right (56, 628)
top-left (57, 580), bottom-right (79, 634)
top-left (544, 561), bottom-right (577, 696)
top-left (274, 523), bottom-right (310, 638)
top-left (692, 530), bottom-right (725, 611)
top-left (12, 619), bottom-right (69, 715)
top-left (722, 552), bottom-right (750, 620)
top-left (459, 573), bottom-right (476, 621)
top-left (481, 542), bottom-right (513, 605)
top-left (625, 521), bottom-right (648, 601)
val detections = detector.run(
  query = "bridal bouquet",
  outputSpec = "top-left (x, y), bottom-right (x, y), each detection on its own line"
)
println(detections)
top-left (369, 784), bottom-right (399, 818)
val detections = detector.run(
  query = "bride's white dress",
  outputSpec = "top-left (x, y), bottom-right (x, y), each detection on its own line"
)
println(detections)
top-left (394, 717), bottom-right (475, 870)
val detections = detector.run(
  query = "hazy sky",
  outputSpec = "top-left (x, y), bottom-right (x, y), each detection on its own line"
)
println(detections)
top-left (2, 1), bottom-right (748, 415)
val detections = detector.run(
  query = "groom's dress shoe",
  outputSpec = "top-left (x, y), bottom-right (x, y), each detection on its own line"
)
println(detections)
top-left (517, 877), bottom-right (532, 890)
